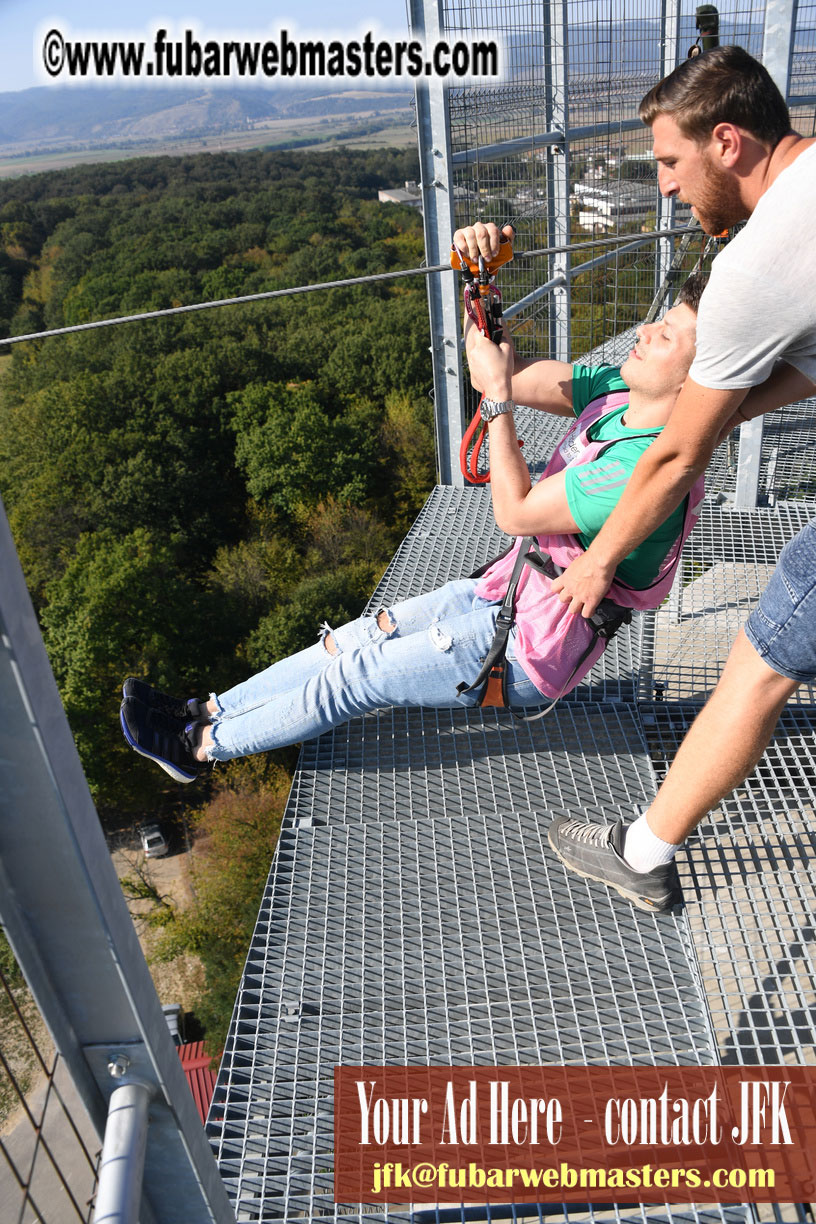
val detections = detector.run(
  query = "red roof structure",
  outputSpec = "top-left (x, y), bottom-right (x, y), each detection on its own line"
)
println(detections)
top-left (178, 1041), bottom-right (217, 1124)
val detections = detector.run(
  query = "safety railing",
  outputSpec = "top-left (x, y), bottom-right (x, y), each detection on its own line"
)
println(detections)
top-left (0, 494), bottom-right (236, 1224)
top-left (0, 960), bottom-right (98, 1222)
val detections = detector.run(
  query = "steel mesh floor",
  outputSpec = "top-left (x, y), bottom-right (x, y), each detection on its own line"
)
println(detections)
top-left (648, 502), bottom-right (816, 703)
top-left (209, 810), bottom-right (718, 1224)
top-left (284, 704), bottom-right (654, 828)
top-left (707, 397), bottom-right (816, 503)
top-left (638, 702), bottom-right (816, 1068)
top-left (639, 703), bottom-right (816, 848)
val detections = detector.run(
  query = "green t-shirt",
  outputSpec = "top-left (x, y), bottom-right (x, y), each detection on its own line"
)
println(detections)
top-left (564, 364), bottom-right (685, 589)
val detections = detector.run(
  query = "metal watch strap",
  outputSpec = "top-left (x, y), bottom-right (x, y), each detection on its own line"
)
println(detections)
top-left (479, 397), bottom-right (515, 422)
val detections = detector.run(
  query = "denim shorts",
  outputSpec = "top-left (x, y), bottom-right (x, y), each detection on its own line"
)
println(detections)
top-left (744, 519), bottom-right (816, 683)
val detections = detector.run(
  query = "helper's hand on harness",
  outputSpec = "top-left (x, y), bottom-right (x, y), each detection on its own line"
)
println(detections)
top-left (550, 548), bottom-right (618, 620)
top-left (457, 540), bottom-right (632, 715)
top-left (451, 223), bottom-right (518, 483)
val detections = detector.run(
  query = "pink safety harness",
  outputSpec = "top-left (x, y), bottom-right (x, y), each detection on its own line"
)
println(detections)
top-left (458, 390), bottom-right (706, 713)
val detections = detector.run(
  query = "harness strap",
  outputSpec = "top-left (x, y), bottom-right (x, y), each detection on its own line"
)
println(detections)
top-left (456, 537), bottom-right (534, 707)
top-left (457, 412), bottom-right (677, 716)
top-left (456, 540), bottom-right (633, 715)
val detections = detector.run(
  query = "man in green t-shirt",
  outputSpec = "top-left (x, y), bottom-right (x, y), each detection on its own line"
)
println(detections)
top-left (562, 364), bottom-right (685, 589)
top-left (460, 261), bottom-right (703, 596)
top-left (120, 273), bottom-right (702, 793)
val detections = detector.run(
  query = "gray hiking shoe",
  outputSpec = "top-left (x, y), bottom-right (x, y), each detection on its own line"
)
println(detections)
top-left (547, 816), bottom-right (682, 913)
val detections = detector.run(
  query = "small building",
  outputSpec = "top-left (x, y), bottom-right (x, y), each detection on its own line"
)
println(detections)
top-left (179, 1041), bottom-right (218, 1124)
top-left (572, 179), bottom-right (658, 230)
top-left (378, 180), bottom-right (422, 208)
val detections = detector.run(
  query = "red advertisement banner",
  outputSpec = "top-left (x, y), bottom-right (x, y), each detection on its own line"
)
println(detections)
top-left (334, 1065), bottom-right (816, 1205)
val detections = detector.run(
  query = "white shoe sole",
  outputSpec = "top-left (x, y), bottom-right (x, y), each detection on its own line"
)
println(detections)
top-left (547, 830), bottom-right (672, 913)
top-left (120, 706), bottom-right (198, 784)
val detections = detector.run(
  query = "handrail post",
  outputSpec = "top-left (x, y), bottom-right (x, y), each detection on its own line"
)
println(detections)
top-left (93, 1077), bottom-right (154, 1224)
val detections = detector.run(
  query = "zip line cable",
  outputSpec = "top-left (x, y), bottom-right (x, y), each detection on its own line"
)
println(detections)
top-left (0, 225), bottom-right (693, 348)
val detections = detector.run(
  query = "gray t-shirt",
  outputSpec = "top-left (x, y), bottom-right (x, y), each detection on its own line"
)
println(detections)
top-left (689, 141), bottom-right (816, 390)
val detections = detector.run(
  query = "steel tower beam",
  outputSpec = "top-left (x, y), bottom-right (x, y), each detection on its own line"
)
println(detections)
top-left (543, 0), bottom-right (571, 360)
top-left (734, 0), bottom-right (798, 509)
top-left (410, 0), bottom-right (464, 487)
top-left (654, 0), bottom-right (682, 299)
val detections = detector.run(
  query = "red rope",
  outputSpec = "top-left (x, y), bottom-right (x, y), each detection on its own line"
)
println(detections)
top-left (459, 286), bottom-right (521, 484)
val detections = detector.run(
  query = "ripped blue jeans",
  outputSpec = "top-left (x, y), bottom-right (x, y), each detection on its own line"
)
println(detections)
top-left (207, 579), bottom-right (545, 761)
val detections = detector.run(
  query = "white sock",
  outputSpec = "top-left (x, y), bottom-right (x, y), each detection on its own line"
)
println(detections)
top-left (622, 811), bottom-right (680, 873)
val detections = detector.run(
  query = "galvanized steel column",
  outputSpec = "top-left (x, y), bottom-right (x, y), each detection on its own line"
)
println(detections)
top-left (543, 0), bottom-right (571, 360)
top-left (654, 0), bottom-right (681, 297)
top-left (410, 0), bottom-right (464, 487)
top-left (734, 0), bottom-right (797, 508)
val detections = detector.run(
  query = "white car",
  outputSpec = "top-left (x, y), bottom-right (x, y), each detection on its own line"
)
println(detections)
top-left (138, 822), bottom-right (168, 858)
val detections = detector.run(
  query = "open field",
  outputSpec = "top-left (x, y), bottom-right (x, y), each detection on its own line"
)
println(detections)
top-left (0, 110), bottom-right (416, 178)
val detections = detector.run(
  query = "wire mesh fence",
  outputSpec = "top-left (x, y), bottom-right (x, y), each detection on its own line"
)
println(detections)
top-left (0, 943), bottom-right (98, 1223)
top-left (792, 0), bottom-right (816, 100)
top-left (438, 0), bottom-right (816, 366)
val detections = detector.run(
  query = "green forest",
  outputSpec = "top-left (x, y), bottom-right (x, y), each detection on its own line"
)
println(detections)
top-left (0, 146), bottom-right (435, 1044)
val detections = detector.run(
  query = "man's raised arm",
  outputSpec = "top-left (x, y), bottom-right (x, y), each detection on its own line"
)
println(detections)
top-left (550, 377), bottom-right (748, 616)
top-left (464, 315), bottom-right (574, 417)
top-left (463, 319), bottom-right (580, 536)
top-left (455, 220), bottom-right (576, 417)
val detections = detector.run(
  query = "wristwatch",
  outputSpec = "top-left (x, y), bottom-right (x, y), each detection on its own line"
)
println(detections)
top-left (479, 397), bottom-right (515, 423)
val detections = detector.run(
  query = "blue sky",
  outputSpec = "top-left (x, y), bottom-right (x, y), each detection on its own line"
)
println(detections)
top-left (0, 1), bottom-right (412, 93)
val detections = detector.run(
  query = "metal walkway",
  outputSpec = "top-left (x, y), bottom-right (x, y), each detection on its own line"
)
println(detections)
top-left (207, 404), bottom-right (816, 1221)
top-left (210, 811), bottom-right (720, 1222)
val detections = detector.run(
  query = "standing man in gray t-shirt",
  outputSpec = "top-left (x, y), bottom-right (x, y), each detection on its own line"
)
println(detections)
top-left (543, 47), bottom-right (816, 908)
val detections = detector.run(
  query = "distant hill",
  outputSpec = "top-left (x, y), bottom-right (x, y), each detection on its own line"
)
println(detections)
top-left (0, 85), bottom-right (412, 156)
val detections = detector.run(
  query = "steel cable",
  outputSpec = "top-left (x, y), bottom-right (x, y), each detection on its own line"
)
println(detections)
top-left (0, 225), bottom-right (692, 347)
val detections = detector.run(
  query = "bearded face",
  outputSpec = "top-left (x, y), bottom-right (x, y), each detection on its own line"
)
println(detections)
top-left (690, 146), bottom-right (747, 234)
top-left (652, 114), bottom-right (750, 235)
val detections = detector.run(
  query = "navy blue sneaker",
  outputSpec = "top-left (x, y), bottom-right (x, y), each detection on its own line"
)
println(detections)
top-left (122, 677), bottom-right (206, 723)
top-left (120, 696), bottom-right (209, 784)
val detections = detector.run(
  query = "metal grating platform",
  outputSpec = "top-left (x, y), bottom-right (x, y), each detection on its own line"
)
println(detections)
top-left (639, 703), bottom-right (816, 847)
top-left (707, 397), bottom-right (816, 504)
top-left (208, 809), bottom-right (720, 1224)
top-left (284, 703), bottom-right (654, 828)
top-left (637, 703), bottom-right (816, 1068)
top-left (211, 376), bottom-right (816, 1220)
top-left (649, 502), bottom-right (816, 703)
top-left (684, 503), bottom-right (816, 566)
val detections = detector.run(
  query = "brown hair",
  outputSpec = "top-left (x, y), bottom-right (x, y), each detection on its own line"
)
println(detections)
top-left (639, 45), bottom-right (791, 148)
top-left (676, 271), bottom-right (707, 313)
